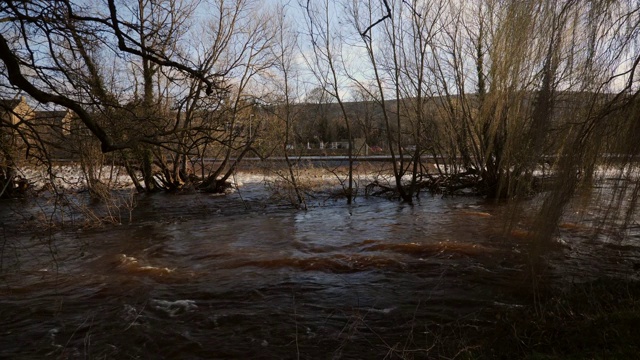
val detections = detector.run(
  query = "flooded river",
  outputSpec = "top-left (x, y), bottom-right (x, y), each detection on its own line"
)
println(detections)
top-left (1, 182), bottom-right (639, 359)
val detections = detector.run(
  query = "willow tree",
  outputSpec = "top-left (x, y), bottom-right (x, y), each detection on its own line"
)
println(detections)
top-left (527, 0), bottom-right (640, 244)
top-left (342, 0), bottom-right (639, 237)
top-left (473, 0), bottom-right (554, 198)
top-left (431, 0), bottom-right (640, 242)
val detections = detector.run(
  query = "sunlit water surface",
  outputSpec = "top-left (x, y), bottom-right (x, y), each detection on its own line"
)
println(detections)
top-left (1, 183), bottom-right (639, 359)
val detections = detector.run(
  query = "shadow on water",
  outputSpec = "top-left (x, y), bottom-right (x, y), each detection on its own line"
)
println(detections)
top-left (0, 184), bottom-right (639, 358)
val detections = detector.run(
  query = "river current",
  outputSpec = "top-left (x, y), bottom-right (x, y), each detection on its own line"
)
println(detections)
top-left (1, 181), bottom-right (638, 359)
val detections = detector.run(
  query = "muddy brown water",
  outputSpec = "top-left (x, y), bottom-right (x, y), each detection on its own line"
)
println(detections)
top-left (0, 184), bottom-right (639, 359)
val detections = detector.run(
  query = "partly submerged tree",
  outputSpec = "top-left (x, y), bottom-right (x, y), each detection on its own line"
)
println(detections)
top-left (263, 5), bottom-right (308, 209)
top-left (0, 0), bottom-right (278, 194)
top-left (301, 0), bottom-right (357, 204)
top-left (0, 0), bottom-right (223, 152)
top-left (330, 0), bottom-right (640, 251)
top-left (348, 0), bottom-right (449, 203)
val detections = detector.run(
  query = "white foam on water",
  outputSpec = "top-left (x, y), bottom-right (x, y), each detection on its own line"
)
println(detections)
top-left (18, 163), bottom-right (640, 195)
top-left (150, 299), bottom-right (198, 317)
top-left (20, 164), bottom-right (136, 191)
top-left (116, 254), bottom-right (173, 275)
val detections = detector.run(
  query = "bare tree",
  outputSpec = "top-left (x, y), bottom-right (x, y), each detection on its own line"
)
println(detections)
top-left (346, 0), bottom-right (446, 202)
top-left (265, 5), bottom-right (307, 208)
top-left (197, 0), bottom-right (277, 192)
top-left (1, 0), bottom-right (283, 196)
top-left (0, 0), bottom-right (224, 153)
top-left (301, 0), bottom-right (356, 204)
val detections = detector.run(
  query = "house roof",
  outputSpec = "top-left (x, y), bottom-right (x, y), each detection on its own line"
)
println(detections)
top-left (32, 111), bottom-right (78, 131)
top-left (35, 110), bottom-right (70, 120)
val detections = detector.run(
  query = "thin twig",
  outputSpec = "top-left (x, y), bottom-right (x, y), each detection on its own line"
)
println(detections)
top-left (360, 0), bottom-right (392, 38)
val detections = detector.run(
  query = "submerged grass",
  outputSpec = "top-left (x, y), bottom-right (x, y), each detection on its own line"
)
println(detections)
top-left (465, 278), bottom-right (640, 360)
top-left (373, 277), bottom-right (640, 359)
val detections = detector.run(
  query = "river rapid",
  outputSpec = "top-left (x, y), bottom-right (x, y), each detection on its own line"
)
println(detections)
top-left (1, 181), bottom-right (639, 359)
